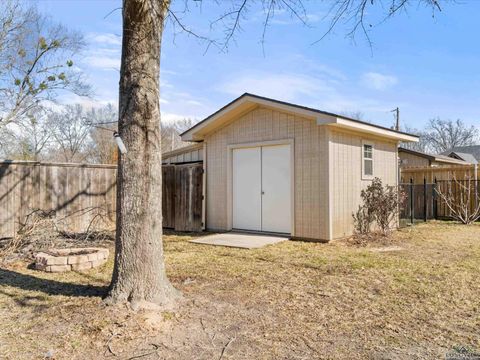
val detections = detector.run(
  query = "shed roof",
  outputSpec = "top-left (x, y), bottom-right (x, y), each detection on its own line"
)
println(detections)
top-left (181, 93), bottom-right (419, 142)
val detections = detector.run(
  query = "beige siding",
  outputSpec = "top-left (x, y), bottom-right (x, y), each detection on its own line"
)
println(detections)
top-left (329, 128), bottom-right (398, 239)
top-left (205, 106), bottom-right (329, 240)
top-left (399, 152), bottom-right (430, 167)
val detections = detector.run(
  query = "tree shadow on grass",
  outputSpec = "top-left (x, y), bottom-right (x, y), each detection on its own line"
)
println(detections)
top-left (0, 268), bottom-right (107, 298)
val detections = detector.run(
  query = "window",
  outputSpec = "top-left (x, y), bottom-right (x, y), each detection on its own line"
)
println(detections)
top-left (362, 142), bottom-right (374, 179)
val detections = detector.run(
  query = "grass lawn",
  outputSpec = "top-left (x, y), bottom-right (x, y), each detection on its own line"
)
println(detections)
top-left (0, 222), bottom-right (479, 359)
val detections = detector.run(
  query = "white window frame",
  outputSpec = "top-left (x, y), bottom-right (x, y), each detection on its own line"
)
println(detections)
top-left (362, 140), bottom-right (374, 180)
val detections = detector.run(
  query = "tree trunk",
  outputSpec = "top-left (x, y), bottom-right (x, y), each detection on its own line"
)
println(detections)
top-left (105, 0), bottom-right (178, 309)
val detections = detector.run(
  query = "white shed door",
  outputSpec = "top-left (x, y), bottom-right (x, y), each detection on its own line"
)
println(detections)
top-left (261, 145), bottom-right (291, 233)
top-left (233, 147), bottom-right (262, 231)
top-left (232, 144), bottom-right (291, 234)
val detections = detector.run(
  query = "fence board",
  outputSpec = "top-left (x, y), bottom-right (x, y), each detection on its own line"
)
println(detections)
top-left (401, 165), bottom-right (479, 184)
top-left (162, 166), bottom-right (176, 229)
top-left (0, 160), bottom-right (204, 238)
top-left (0, 161), bottom-right (117, 239)
top-left (400, 180), bottom-right (480, 223)
top-left (174, 163), bottom-right (203, 232)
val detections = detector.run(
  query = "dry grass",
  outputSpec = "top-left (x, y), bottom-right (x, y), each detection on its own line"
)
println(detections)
top-left (0, 222), bottom-right (479, 359)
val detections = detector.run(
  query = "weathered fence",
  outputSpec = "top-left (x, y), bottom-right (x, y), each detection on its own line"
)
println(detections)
top-left (400, 165), bottom-right (479, 184)
top-left (0, 160), bottom-right (204, 239)
top-left (0, 161), bottom-right (117, 238)
top-left (163, 163), bottom-right (203, 232)
top-left (400, 179), bottom-right (480, 225)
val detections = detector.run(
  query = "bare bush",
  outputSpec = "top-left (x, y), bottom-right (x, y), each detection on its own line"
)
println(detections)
top-left (352, 205), bottom-right (373, 235)
top-left (435, 178), bottom-right (480, 224)
top-left (0, 207), bottom-right (114, 263)
top-left (353, 178), bottom-right (404, 237)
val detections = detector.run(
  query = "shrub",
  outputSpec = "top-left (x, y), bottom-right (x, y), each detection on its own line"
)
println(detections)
top-left (352, 205), bottom-right (373, 235)
top-left (353, 178), bottom-right (404, 237)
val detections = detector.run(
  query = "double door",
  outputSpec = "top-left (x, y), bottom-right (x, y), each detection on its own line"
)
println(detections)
top-left (232, 144), bottom-right (291, 234)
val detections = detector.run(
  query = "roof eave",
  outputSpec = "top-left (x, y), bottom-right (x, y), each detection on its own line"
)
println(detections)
top-left (331, 118), bottom-right (419, 142)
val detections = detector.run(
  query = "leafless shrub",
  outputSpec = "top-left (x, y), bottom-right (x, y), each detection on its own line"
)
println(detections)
top-left (435, 178), bottom-right (480, 225)
top-left (352, 205), bottom-right (373, 235)
top-left (0, 209), bottom-right (58, 260)
top-left (352, 178), bottom-right (405, 239)
top-left (0, 207), bottom-right (114, 263)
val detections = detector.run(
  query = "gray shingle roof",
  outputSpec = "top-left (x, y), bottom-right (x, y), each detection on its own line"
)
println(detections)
top-left (441, 145), bottom-right (480, 164)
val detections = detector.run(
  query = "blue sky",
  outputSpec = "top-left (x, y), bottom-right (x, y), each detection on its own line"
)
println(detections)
top-left (36, 0), bottom-right (480, 130)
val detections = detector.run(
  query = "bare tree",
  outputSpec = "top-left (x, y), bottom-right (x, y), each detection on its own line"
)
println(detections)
top-left (106, 0), bottom-right (448, 309)
top-left (13, 108), bottom-right (55, 161)
top-left (423, 118), bottom-right (478, 154)
top-left (50, 104), bottom-right (92, 162)
top-left (400, 126), bottom-right (430, 153)
top-left (339, 111), bottom-right (366, 122)
top-left (161, 118), bottom-right (195, 153)
top-left (87, 104), bottom-right (119, 164)
top-left (0, 0), bottom-right (90, 131)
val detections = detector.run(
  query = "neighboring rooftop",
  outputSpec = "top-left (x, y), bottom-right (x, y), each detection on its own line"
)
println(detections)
top-left (398, 147), bottom-right (470, 166)
top-left (441, 145), bottom-right (480, 164)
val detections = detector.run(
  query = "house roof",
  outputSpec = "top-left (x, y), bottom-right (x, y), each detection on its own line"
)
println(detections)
top-left (181, 93), bottom-right (419, 142)
top-left (447, 152), bottom-right (478, 165)
top-left (162, 143), bottom-right (203, 159)
top-left (441, 146), bottom-right (480, 164)
top-left (398, 147), bottom-right (470, 165)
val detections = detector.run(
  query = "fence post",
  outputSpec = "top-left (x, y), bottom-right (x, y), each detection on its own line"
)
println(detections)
top-left (433, 178), bottom-right (438, 220)
top-left (423, 177), bottom-right (427, 222)
top-left (410, 178), bottom-right (414, 224)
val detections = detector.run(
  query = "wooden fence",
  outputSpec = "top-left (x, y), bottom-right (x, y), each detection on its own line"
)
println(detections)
top-left (400, 165), bottom-right (479, 184)
top-left (162, 163), bottom-right (204, 231)
top-left (400, 179), bottom-right (480, 224)
top-left (0, 161), bottom-right (117, 238)
top-left (0, 160), bottom-right (204, 239)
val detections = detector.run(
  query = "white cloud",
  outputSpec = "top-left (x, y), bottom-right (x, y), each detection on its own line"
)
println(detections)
top-left (82, 47), bottom-right (121, 71)
top-left (216, 72), bottom-right (334, 102)
top-left (83, 56), bottom-right (120, 70)
top-left (361, 72), bottom-right (398, 90)
top-left (214, 69), bottom-right (402, 127)
top-left (87, 32), bottom-right (122, 46)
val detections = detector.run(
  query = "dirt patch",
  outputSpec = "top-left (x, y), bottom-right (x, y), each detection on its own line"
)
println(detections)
top-left (1, 222), bottom-right (479, 359)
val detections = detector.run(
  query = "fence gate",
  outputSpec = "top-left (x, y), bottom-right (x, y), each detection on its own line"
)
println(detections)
top-left (162, 162), bottom-right (203, 232)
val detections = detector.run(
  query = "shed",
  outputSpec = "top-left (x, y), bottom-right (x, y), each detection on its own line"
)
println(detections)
top-left (181, 93), bottom-right (418, 241)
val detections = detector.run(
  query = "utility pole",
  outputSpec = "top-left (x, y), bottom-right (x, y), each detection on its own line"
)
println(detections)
top-left (391, 107), bottom-right (400, 130)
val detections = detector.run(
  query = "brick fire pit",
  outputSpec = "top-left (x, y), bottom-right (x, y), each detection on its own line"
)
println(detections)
top-left (34, 248), bottom-right (109, 272)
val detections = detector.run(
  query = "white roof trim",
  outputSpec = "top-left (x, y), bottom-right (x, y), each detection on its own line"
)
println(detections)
top-left (181, 94), bottom-right (419, 142)
top-left (331, 118), bottom-right (419, 142)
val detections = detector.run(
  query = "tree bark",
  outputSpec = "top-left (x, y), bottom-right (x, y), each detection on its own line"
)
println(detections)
top-left (105, 0), bottom-right (178, 309)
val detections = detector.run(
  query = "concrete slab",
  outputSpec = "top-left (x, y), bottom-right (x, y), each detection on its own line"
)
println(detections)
top-left (189, 232), bottom-right (288, 249)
